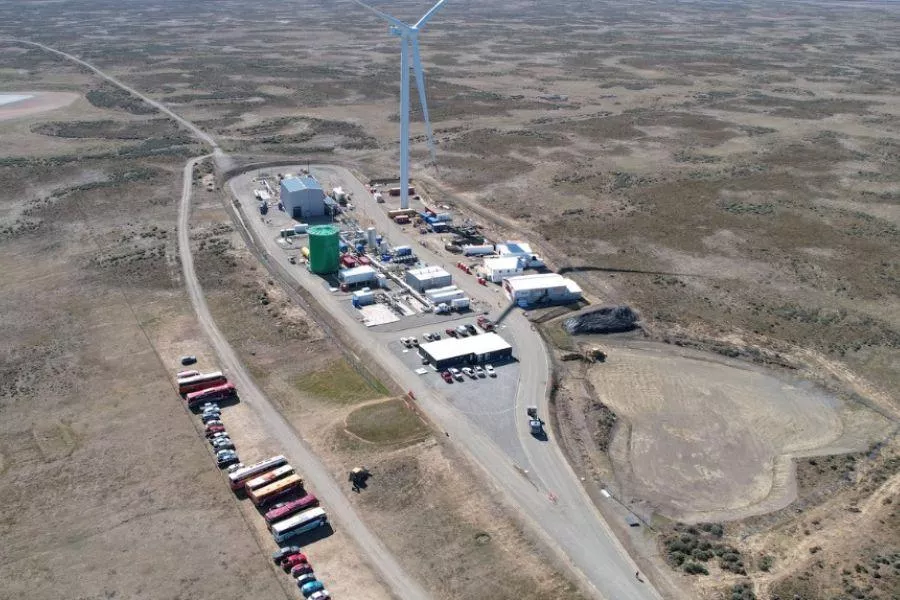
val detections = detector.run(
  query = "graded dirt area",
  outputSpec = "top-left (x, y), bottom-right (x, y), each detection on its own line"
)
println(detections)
top-left (584, 341), bottom-right (892, 522)
top-left (0, 91), bottom-right (78, 120)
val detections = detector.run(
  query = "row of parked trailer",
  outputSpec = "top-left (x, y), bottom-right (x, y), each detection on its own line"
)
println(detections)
top-left (175, 368), bottom-right (332, 599)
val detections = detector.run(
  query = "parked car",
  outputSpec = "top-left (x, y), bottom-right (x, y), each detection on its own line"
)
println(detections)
top-left (199, 402), bottom-right (219, 412)
top-left (455, 325), bottom-right (469, 337)
top-left (308, 592), bottom-right (330, 600)
top-left (226, 462), bottom-right (245, 474)
top-left (211, 438), bottom-right (235, 450)
top-left (180, 355), bottom-right (198, 366)
top-left (205, 426), bottom-right (227, 439)
top-left (410, 337), bottom-right (419, 346)
top-left (441, 371), bottom-right (453, 383)
top-left (431, 332), bottom-right (441, 340)
top-left (465, 323), bottom-right (477, 335)
top-left (201, 412), bottom-right (222, 424)
top-left (448, 367), bottom-right (464, 381)
top-left (301, 581), bottom-right (325, 598)
top-left (461, 367), bottom-right (476, 379)
top-left (203, 419), bottom-right (224, 429)
top-left (473, 366), bottom-right (486, 378)
top-left (400, 336), bottom-right (412, 347)
top-left (290, 563), bottom-right (314, 577)
top-left (296, 573), bottom-right (317, 588)
top-left (485, 364), bottom-right (496, 377)
top-left (445, 328), bottom-right (458, 338)
top-left (282, 553), bottom-right (309, 572)
top-left (216, 450), bottom-right (239, 468)
top-left (272, 546), bottom-right (302, 564)
top-left (207, 432), bottom-right (229, 443)
top-left (477, 316), bottom-right (495, 331)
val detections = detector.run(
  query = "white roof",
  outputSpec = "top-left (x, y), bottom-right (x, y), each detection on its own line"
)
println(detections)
top-left (407, 265), bottom-right (450, 278)
top-left (497, 241), bottom-right (534, 256)
top-left (505, 273), bottom-right (572, 292)
top-left (483, 256), bottom-right (522, 271)
top-left (419, 332), bottom-right (512, 362)
top-left (341, 265), bottom-right (377, 277)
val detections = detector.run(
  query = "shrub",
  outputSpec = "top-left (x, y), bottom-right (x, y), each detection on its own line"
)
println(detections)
top-left (759, 555), bottom-right (774, 572)
top-left (684, 562), bottom-right (709, 575)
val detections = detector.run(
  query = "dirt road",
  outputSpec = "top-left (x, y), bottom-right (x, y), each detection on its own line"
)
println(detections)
top-left (178, 156), bottom-right (429, 600)
top-left (17, 39), bottom-right (428, 600)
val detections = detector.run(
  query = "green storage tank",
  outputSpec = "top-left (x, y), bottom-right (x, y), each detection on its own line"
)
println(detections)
top-left (308, 224), bottom-right (340, 274)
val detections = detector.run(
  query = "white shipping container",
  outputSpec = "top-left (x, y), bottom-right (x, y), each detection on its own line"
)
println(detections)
top-left (293, 223), bottom-right (309, 234)
top-left (450, 297), bottom-right (470, 310)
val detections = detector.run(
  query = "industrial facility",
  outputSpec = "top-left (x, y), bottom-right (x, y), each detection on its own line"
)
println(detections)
top-left (405, 265), bottom-right (452, 292)
top-left (503, 273), bottom-right (582, 306)
top-left (418, 333), bottom-right (513, 369)
top-left (280, 175), bottom-right (326, 219)
top-left (307, 224), bottom-right (340, 274)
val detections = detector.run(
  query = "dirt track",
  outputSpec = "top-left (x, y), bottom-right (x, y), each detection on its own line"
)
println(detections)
top-left (587, 341), bottom-right (892, 521)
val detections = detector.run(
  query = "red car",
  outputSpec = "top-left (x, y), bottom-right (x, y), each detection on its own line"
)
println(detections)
top-left (205, 425), bottom-right (226, 438)
top-left (290, 563), bottom-right (314, 577)
top-left (445, 328), bottom-right (458, 338)
top-left (281, 553), bottom-right (309, 572)
top-left (441, 371), bottom-right (453, 383)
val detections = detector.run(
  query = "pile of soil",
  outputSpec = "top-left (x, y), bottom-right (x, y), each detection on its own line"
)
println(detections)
top-left (564, 306), bottom-right (639, 335)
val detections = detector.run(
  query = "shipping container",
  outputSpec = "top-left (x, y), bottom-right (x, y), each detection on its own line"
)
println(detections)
top-left (393, 245), bottom-right (412, 257)
top-left (293, 223), bottom-right (309, 234)
top-left (388, 186), bottom-right (415, 197)
top-left (340, 255), bottom-right (358, 268)
top-left (394, 215), bottom-right (410, 224)
top-left (451, 297), bottom-right (470, 310)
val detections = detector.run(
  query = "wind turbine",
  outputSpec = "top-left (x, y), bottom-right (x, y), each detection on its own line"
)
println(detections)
top-left (350, 0), bottom-right (445, 210)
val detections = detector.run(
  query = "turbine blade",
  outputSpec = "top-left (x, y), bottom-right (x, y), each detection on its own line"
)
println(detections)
top-left (411, 38), bottom-right (438, 166)
top-left (349, 0), bottom-right (409, 29)
top-left (414, 0), bottom-right (447, 29)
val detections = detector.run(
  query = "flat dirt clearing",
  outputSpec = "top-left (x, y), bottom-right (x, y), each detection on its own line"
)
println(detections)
top-left (0, 91), bottom-right (78, 121)
top-left (590, 341), bottom-right (892, 521)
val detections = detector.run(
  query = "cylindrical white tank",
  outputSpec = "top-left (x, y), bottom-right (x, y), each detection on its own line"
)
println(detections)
top-left (366, 227), bottom-right (377, 249)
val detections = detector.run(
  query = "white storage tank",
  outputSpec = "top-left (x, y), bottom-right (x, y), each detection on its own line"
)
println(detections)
top-left (366, 227), bottom-right (377, 249)
top-left (293, 223), bottom-right (309, 234)
top-left (463, 244), bottom-right (495, 256)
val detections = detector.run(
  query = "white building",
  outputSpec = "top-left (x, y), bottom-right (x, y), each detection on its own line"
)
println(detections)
top-left (280, 175), bottom-right (326, 219)
top-left (503, 273), bottom-right (582, 306)
top-left (482, 256), bottom-right (524, 283)
top-left (339, 265), bottom-right (377, 286)
top-left (406, 265), bottom-right (452, 292)
top-left (496, 241), bottom-right (544, 268)
top-left (418, 333), bottom-right (513, 369)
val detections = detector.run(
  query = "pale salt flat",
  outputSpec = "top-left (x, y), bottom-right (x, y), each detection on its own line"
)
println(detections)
top-left (0, 94), bottom-right (33, 106)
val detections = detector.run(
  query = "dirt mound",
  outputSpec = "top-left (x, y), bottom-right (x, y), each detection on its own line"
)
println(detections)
top-left (564, 306), bottom-right (639, 335)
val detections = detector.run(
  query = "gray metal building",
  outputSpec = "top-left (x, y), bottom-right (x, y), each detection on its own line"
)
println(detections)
top-left (405, 265), bottom-right (452, 292)
top-left (280, 176), bottom-right (326, 219)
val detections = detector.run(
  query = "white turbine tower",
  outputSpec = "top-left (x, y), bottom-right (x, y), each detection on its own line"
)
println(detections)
top-left (351, 0), bottom-right (445, 210)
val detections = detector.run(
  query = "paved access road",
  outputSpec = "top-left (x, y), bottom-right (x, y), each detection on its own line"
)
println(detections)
top-left (20, 40), bottom-right (429, 600)
top-left (25, 37), bottom-right (663, 600)
top-left (235, 166), bottom-right (663, 600)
